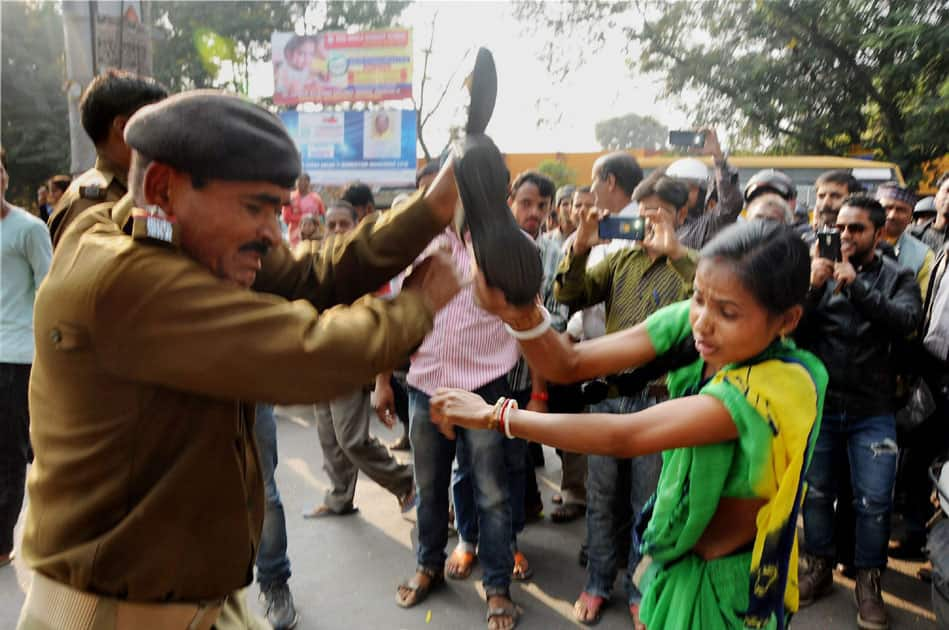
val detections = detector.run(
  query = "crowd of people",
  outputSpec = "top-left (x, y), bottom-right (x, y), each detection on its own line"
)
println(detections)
top-left (2, 67), bottom-right (948, 630)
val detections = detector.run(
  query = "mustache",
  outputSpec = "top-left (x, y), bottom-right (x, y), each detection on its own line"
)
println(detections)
top-left (239, 241), bottom-right (271, 257)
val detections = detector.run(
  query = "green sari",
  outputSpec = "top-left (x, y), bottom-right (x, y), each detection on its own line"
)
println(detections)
top-left (638, 301), bottom-right (827, 630)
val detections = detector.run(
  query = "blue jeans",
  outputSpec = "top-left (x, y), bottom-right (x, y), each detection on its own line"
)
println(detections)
top-left (254, 403), bottom-right (292, 589)
top-left (410, 379), bottom-right (513, 593)
top-left (803, 412), bottom-right (898, 569)
top-left (453, 436), bottom-right (527, 547)
top-left (585, 395), bottom-right (661, 605)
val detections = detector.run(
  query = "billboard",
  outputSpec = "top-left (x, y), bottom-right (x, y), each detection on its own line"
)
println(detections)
top-left (281, 110), bottom-right (417, 186)
top-left (272, 29), bottom-right (412, 105)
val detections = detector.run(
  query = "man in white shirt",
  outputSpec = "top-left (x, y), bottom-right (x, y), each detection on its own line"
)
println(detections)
top-left (0, 147), bottom-right (52, 566)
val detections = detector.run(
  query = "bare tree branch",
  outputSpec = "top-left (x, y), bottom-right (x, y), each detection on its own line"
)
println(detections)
top-left (414, 10), bottom-right (438, 160)
top-left (421, 46), bottom-right (472, 129)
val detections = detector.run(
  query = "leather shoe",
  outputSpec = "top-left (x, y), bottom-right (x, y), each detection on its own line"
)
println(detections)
top-left (855, 568), bottom-right (888, 629)
top-left (798, 554), bottom-right (833, 607)
top-left (261, 583), bottom-right (299, 630)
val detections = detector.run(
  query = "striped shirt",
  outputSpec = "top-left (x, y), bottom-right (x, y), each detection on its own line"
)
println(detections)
top-left (407, 228), bottom-right (520, 396)
top-left (562, 200), bottom-right (639, 340)
top-left (555, 244), bottom-right (698, 334)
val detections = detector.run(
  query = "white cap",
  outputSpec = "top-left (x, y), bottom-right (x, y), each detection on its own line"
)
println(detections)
top-left (666, 158), bottom-right (710, 184)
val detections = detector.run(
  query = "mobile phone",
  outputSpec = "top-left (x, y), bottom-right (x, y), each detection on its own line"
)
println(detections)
top-left (668, 130), bottom-right (706, 148)
top-left (598, 216), bottom-right (645, 241)
top-left (817, 229), bottom-right (842, 262)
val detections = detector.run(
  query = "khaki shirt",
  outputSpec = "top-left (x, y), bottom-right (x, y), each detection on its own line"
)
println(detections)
top-left (47, 156), bottom-right (128, 248)
top-left (24, 189), bottom-right (441, 602)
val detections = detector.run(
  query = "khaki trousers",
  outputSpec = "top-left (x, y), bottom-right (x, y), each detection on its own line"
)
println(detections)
top-left (560, 450), bottom-right (588, 506)
top-left (16, 573), bottom-right (267, 630)
top-left (314, 387), bottom-right (413, 511)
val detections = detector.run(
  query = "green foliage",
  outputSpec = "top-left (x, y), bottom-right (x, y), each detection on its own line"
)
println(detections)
top-left (323, 1), bottom-right (410, 30)
top-left (515, 0), bottom-right (949, 186)
top-left (595, 113), bottom-right (667, 151)
top-left (537, 159), bottom-right (576, 189)
top-left (149, 1), bottom-right (307, 94)
top-left (0, 1), bottom-right (70, 206)
top-left (513, 1), bottom-right (631, 81)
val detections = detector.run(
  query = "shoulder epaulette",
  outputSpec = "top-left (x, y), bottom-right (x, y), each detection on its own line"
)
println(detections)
top-left (79, 183), bottom-right (108, 201)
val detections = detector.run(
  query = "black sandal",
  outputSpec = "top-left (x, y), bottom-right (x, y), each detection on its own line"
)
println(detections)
top-left (395, 566), bottom-right (444, 609)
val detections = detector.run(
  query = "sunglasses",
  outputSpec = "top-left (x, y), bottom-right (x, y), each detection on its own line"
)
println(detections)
top-left (834, 222), bottom-right (869, 234)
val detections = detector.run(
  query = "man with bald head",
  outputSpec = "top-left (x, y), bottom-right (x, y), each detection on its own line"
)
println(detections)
top-left (17, 91), bottom-right (464, 629)
top-left (746, 193), bottom-right (792, 224)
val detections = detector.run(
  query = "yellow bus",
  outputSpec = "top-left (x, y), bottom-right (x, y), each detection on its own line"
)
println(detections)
top-left (496, 152), bottom-right (905, 209)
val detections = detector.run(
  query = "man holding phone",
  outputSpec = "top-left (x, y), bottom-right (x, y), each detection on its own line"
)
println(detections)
top-left (563, 152), bottom-right (643, 342)
top-left (795, 195), bottom-right (921, 628)
top-left (795, 170), bottom-right (863, 246)
top-left (554, 170), bottom-right (697, 626)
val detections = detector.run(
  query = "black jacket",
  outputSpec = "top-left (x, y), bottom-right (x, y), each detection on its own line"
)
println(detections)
top-left (796, 253), bottom-right (922, 416)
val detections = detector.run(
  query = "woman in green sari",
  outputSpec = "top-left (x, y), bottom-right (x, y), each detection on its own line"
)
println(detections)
top-left (430, 221), bottom-right (827, 629)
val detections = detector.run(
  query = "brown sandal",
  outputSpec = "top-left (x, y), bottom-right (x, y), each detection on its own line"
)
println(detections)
top-left (395, 566), bottom-right (444, 608)
top-left (486, 591), bottom-right (521, 630)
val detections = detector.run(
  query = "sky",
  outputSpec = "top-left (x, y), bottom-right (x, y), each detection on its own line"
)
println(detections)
top-left (249, 1), bottom-right (693, 156)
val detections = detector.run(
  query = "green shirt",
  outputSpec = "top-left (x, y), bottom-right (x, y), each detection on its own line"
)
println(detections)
top-left (554, 244), bottom-right (698, 333)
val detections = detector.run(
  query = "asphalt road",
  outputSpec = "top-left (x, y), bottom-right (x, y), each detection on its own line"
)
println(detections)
top-left (0, 405), bottom-right (937, 629)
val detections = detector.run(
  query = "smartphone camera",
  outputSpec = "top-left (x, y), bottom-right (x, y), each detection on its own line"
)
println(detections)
top-left (668, 130), bottom-right (706, 148)
top-left (598, 216), bottom-right (646, 241)
top-left (817, 229), bottom-right (842, 262)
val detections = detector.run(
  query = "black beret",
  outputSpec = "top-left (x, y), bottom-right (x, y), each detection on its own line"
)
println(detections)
top-left (125, 90), bottom-right (300, 188)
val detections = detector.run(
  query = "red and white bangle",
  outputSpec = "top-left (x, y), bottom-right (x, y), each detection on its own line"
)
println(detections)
top-left (497, 398), bottom-right (518, 439)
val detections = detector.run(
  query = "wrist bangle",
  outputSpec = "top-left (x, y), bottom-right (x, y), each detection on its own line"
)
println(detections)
top-left (488, 398), bottom-right (505, 431)
top-left (530, 391), bottom-right (548, 402)
top-left (498, 399), bottom-right (518, 439)
top-left (504, 400), bottom-right (518, 439)
top-left (504, 307), bottom-right (551, 341)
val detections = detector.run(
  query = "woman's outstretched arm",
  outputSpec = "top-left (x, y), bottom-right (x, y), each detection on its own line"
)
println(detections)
top-left (430, 388), bottom-right (737, 457)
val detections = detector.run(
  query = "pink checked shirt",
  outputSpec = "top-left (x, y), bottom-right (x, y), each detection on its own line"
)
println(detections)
top-left (407, 228), bottom-right (519, 396)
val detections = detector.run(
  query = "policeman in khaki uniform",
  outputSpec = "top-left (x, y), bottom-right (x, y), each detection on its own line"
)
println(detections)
top-left (47, 70), bottom-right (167, 248)
top-left (18, 91), bottom-right (464, 629)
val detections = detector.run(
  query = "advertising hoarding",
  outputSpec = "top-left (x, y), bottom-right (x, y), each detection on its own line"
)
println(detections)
top-left (272, 29), bottom-right (412, 105)
top-left (280, 110), bottom-right (417, 186)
